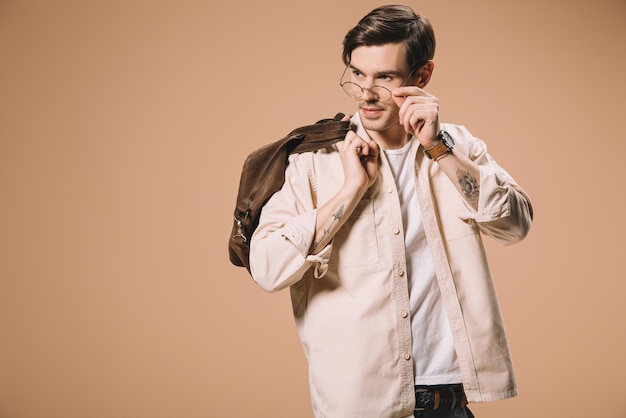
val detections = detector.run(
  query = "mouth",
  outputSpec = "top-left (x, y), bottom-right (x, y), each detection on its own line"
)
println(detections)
top-left (359, 106), bottom-right (384, 118)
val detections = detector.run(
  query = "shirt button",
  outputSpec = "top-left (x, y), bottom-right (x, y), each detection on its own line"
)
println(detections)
top-left (397, 268), bottom-right (405, 277)
top-left (392, 227), bottom-right (400, 235)
top-left (400, 310), bottom-right (409, 318)
top-left (404, 353), bottom-right (411, 361)
top-left (386, 186), bottom-right (393, 194)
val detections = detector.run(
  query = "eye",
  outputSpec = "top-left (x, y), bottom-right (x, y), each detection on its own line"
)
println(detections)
top-left (351, 69), bottom-right (364, 78)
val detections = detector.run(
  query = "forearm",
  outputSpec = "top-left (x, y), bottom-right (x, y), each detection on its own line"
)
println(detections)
top-left (436, 151), bottom-right (481, 210)
top-left (311, 130), bottom-right (379, 254)
top-left (435, 149), bottom-right (532, 242)
top-left (251, 188), bottom-right (366, 290)
top-left (311, 186), bottom-right (364, 254)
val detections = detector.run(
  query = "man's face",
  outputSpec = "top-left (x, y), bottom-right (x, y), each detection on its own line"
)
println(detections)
top-left (347, 43), bottom-right (413, 137)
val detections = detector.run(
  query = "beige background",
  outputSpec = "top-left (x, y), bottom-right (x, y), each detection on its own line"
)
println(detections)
top-left (1, 1), bottom-right (625, 417)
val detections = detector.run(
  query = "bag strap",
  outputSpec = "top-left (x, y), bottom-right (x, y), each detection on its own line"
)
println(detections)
top-left (228, 113), bottom-right (352, 272)
top-left (288, 113), bottom-right (351, 154)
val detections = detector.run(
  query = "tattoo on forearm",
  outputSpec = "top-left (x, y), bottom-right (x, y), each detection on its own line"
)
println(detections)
top-left (313, 204), bottom-right (345, 250)
top-left (457, 168), bottom-right (480, 203)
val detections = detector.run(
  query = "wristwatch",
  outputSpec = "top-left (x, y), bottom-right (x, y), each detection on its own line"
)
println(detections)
top-left (424, 130), bottom-right (455, 161)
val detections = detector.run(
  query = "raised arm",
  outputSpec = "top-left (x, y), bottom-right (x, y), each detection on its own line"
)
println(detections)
top-left (393, 86), bottom-right (532, 244)
top-left (310, 131), bottom-right (379, 253)
top-left (250, 130), bottom-right (379, 292)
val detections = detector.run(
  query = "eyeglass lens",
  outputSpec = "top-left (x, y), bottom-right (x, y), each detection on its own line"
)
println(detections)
top-left (341, 83), bottom-right (393, 102)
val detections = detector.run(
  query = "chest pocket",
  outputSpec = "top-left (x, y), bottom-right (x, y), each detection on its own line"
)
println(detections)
top-left (328, 198), bottom-right (379, 268)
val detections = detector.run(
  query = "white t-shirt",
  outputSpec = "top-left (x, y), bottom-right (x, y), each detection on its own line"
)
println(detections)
top-left (383, 139), bottom-right (462, 385)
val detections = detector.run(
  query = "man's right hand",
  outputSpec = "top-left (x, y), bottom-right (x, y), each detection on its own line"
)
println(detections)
top-left (337, 130), bottom-right (380, 197)
top-left (311, 132), bottom-right (379, 254)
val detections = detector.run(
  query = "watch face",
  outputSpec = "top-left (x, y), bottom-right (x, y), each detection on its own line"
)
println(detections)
top-left (440, 130), bottom-right (455, 147)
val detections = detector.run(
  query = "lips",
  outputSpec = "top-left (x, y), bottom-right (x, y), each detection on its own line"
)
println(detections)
top-left (360, 106), bottom-right (384, 118)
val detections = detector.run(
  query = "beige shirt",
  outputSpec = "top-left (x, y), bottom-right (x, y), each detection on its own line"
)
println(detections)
top-left (250, 116), bottom-right (533, 418)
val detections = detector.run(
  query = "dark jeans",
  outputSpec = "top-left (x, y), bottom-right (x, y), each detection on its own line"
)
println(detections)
top-left (414, 405), bottom-right (474, 418)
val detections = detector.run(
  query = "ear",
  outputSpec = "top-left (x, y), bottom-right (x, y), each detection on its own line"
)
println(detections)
top-left (415, 60), bottom-right (435, 88)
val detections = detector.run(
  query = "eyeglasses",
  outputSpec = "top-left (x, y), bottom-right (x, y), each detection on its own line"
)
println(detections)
top-left (339, 66), bottom-right (416, 102)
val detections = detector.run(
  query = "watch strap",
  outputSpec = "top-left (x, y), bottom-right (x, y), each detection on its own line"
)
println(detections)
top-left (424, 130), bottom-right (454, 161)
top-left (424, 141), bottom-right (449, 160)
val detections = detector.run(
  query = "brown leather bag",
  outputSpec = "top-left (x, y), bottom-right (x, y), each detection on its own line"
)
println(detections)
top-left (229, 113), bottom-right (351, 272)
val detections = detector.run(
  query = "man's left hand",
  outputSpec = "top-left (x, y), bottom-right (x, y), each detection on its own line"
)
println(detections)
top-left (392, 86), bottom-right (440, 148)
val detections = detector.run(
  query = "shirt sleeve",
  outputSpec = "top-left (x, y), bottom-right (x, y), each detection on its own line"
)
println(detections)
top-left (452, 125), bottom-right (534, 245)
top-left (249, 153), bottom-right (333, 292)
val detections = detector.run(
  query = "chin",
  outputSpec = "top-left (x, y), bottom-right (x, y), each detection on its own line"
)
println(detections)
top-left (358, 106), bottom-right (398, 132)
top-left (360, 117), bottom-right (393, 133)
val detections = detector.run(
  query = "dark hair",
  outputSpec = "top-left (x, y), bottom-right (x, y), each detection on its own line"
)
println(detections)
top-left (342, 5), bottom-right (436, 71)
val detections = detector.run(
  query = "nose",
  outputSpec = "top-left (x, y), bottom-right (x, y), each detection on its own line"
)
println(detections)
top-left (361, 86), bottom-right (377, 101)
top-left (360, 79), bottom-right (380, 101)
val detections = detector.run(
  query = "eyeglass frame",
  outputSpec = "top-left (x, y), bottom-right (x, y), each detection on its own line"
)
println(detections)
top-left (339, 64), bottom-right (417, 102)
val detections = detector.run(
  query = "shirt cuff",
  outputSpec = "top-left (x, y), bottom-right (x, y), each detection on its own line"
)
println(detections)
top-left (280, 209), bottom-right (333, 278)
top-left (471, 165), bottom-right (512, 222)
top-left (308, 245), bottom-right (333, 278)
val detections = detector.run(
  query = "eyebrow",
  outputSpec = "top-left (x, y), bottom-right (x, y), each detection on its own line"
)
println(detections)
top-left (348, 64), bottom-right (404, 78)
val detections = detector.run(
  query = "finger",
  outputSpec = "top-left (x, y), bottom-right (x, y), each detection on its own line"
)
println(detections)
top-left (397, 97), bottom-right (419, 125)
top-left (365, 139), bottom-right (379, 158)
top-left (355, 140), bottom-right (369, 158)
top-left (401, 103), bottom-right (439, 133)
top-left (344, 130), bottom-right (357, 144)
top-left (339, 130), bottom-right (356, 151)
top-left (347, 133), bottom-right (367, 149)
top-left (343, 132), bottom-right (367, 155)
top-left (392, 93), bottom-right (406, 109)
top-left (399, 105), bottom-right (416, 133)
top-left (395, 89), bottom-right (435, 118)
top-left (409, 114), bottom-right (426, 134)
top-left (392, 85), bottom-right (431, 98)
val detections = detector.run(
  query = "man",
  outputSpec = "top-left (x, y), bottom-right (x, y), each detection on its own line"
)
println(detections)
top-left (250, 5), bottom-right (532, 418)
